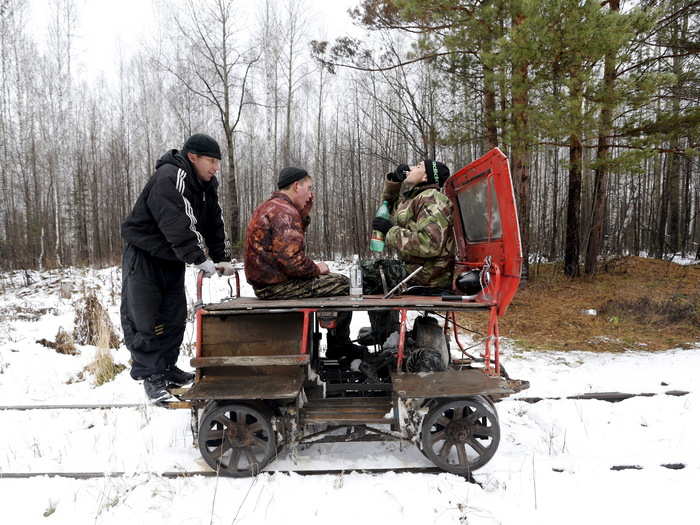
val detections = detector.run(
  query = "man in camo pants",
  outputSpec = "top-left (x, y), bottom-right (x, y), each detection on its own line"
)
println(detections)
top-left (244, 167), bottom-right (361, 359)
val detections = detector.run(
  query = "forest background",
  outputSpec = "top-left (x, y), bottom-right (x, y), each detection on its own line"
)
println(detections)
top-left (0, 0), bottom-right (698, 280)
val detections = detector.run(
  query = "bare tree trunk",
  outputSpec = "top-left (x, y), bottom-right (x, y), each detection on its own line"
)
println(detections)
top-left (511, 17), bottom-right (530, 282)
top-left (564, 79), bottom-right (583, 277)
top-left (584, 0), bottom-right (618, 275)
top-left (549, 146), bottom-right (560, 259)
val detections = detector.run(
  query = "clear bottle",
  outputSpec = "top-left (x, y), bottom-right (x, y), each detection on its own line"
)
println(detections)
top-left (350, 254), bottom-right (363, 299)
top-left (369, 200), bottom-right (391, 252)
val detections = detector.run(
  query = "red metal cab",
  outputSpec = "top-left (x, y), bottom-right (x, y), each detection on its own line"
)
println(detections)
top-left (444, 148), bottom-right (523, 315)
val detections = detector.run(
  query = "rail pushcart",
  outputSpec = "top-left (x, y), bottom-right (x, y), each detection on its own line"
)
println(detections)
top-left (175, 148), bottom-right (529, 477)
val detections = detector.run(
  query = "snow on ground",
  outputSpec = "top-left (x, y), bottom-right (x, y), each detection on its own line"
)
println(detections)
top-left (0, 264), bottom-right (698, 524)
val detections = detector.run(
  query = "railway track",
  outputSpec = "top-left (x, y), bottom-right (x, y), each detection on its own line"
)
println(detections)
top-left (0, 389), bottom-right (690, 411)
top-left (0, 467), bottom-right (445, 480)
top-left (0, 462), bottom-right (687, 481)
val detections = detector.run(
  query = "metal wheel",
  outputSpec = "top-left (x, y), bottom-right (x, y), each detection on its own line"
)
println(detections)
top-left (420, 396), bottom-right (500, 475)
top-left (198, 403), bottom-right (276, 477)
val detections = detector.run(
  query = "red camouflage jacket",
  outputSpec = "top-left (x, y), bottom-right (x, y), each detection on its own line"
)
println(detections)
top-left (244, 192), bottom-right (319, 288)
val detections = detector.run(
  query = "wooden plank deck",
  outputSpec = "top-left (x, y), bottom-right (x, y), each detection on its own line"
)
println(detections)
top-left (180, 370), bottom-right (304, 400)
top-left (204, 294), bottom-right (494, 313)
top-left (191, 355), bottom-right (310, 368)
top-left (391, 369), bottom-right (528, 398)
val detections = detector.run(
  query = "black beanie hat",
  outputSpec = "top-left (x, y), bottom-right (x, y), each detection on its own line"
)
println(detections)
top-left (423, 159), bottom-right (451, 187)
top-left (183, 133), bottom-right (222, 160)
top-left (278, 167), bottom-right (309, 189)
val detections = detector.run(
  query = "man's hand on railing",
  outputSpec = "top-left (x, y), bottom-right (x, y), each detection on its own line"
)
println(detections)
top-left (196, 259), bottom-right (216, 277)
top-left (215, 261), bottom-right (236, 276)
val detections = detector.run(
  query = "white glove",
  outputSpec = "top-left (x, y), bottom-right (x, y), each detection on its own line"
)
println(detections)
top-left (196, 258), bottom-right (216, 277)
top-left (215, 261), bottom-right (236, 276)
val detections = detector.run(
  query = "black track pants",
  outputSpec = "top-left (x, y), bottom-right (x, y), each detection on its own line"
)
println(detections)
top-left (120, 244), bottom-right (187, 379)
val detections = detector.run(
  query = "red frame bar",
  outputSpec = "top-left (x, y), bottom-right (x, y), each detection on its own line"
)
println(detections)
top-left (196, 270), bottom-right (205, 304)
top-left (483, 306), bottom-right (501, 376)
top-left (194, 308), bottom-right (203, 383)
top-left (451, 311), bottom-right (466, 354)
top-left (299, 309), bottom-right (316, 355)
top-left (494, 311), bottom-right (501, 377)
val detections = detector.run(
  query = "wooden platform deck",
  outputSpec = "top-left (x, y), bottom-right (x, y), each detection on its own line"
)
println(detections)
top-left (203, 294), bottom-right (494, 314)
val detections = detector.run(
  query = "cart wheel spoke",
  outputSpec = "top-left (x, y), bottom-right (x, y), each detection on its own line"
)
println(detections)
top-left (472, 425), bottom-right (494, 439)
top-left (436, 415), bottom-right (451, 428)
top-left (431, 429), bottom-right (447, 443)
top-left (243, 447), bottom-right (258, 468)
top-left (213, 415), bottom-right (234, 430)
top-left (251, 436), bottom-right (269, 450)
top-left (465, 409), bottom-right (480, 424)
top-left (205, 429), bottom-right (226, 442)
top-left (248, 422), bottom-right (263, 433)
top-left (467, 437), bottom-right (487, 456)
top-left (212, 439), bottom-right (232, 459)
top-left (438, 439), bottom-right (453, 459)
top-left (228, 448), bottom-right (241, 470)
top-left (456, 443), bottom-right (468, 466)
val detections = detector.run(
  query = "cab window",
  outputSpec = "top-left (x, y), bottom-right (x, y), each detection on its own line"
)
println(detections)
top-left (457, 176), bottom-right (502, 242)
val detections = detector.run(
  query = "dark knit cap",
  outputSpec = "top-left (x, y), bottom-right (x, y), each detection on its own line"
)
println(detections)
top-left (278, 167), bottom-right (309, 189)
top-left (183, 133), bottom-right (222, 160)
top-left (423, 159), bottom-right (451, 187)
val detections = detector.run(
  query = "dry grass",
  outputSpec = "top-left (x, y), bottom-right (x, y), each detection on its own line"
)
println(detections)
top-left (78, 290), bottom-right (125, 385)
top-left (459, 256), bottom-right (700, 352)
top-left (86, 347), bottom-right (126, 386)
top-left (85, 319), bottom-right (125, 385)
top-left (73, 290), bottom-right (120, 349)
top-left (36, 327), bottom-right (78, 355)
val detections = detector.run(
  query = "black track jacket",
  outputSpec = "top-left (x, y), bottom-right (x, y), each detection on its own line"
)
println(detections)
top-left (121, 150), bottom-right (230, 264)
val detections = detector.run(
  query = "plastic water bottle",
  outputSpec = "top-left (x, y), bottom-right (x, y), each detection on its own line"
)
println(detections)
top-left (369, 200), bottom-right (391, 252)
top-left (350, 254), bottom-right (363, 299)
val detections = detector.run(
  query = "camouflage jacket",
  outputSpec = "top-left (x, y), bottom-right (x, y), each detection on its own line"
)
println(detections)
top-left (382, 180), bottom-right (455, 288)
top-left (244, 192), bottom-right (319, 288)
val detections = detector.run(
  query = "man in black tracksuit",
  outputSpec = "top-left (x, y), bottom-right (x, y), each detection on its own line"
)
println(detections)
top-left (121, 133), bottom-right (233, 402)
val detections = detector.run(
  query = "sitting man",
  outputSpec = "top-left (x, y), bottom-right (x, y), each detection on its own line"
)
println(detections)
top-left (364, 159), bottom-right (456, 344)
top-left (244, 167), bottom-right (362, 359)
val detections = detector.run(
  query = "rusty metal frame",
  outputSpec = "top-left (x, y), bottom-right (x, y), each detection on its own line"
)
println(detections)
top-left (299, 309), bottom-right (316, 355)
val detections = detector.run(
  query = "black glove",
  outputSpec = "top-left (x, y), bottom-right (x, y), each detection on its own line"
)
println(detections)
top-left (386, 164), bottom-right (409, 183)
top-left (372, 217), bottom-right (393, 235)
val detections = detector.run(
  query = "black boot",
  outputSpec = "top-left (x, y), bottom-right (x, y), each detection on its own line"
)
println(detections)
top-left (163, 365), bottom-right (195, 386)
top-left (144, 374), bottom-right (174, 403)
top-left (326, 340), bottom-right (368, 361)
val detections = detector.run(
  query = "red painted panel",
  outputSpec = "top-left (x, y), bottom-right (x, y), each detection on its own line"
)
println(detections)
top-left (445, 148), bottom-right (522, 315)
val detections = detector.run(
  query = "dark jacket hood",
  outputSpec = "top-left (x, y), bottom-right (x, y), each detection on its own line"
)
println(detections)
top-left (155, 149), bottom-right (219, 192)
top-left (156, 149), bottom-right (189, 171)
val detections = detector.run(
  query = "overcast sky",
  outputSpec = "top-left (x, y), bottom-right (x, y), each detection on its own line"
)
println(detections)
top-left (27, 0), bottom-right (362, 82)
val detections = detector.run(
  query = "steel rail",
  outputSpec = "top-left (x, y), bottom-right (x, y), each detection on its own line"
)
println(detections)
top-left (0, 467), bottom-right (445, 480)
top-left (0, 462), bottom-right (687, 481)
top-left (0, 390), bottom-right (690, 411)
top-left (0, 403), bottom-right (146, 411)
top-left (512, 390), bottom-right (689, 404)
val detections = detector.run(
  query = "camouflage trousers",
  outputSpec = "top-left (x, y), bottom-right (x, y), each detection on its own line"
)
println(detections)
top-left (360, 259), bottom-right (407, 344)
top-left (253, 272), bottom-right (350, 299)
top-left (360, 259), bottom-right (407, 295)
top-left (253, 273), bottom-right (352, 344)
